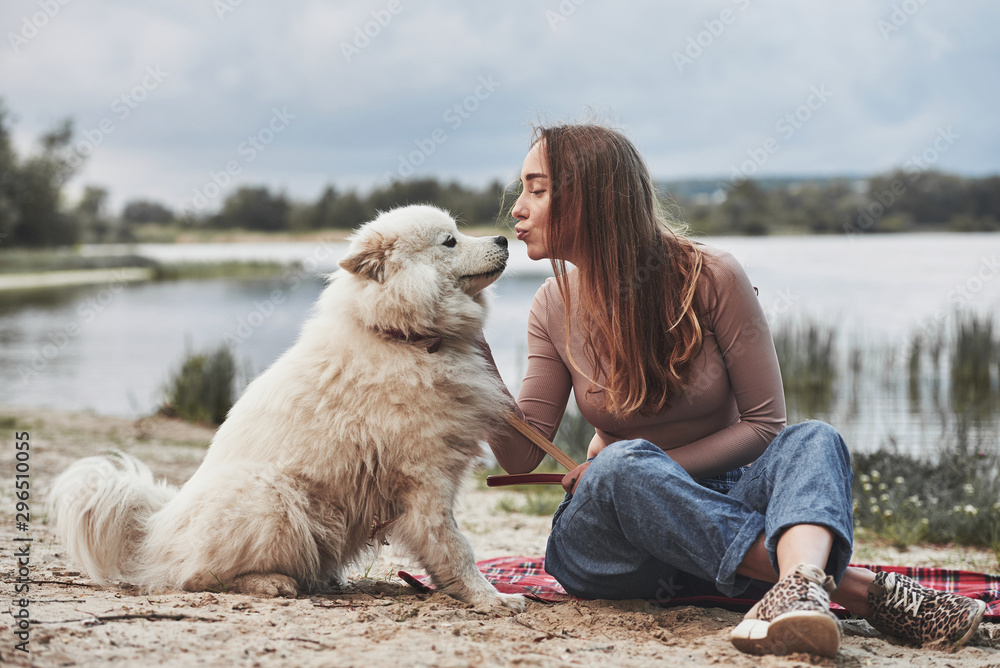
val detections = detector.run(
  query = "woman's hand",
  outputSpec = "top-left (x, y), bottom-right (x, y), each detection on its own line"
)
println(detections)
top-left (586, 433), bottom-right (609, 459)
top-left (561, 461), bottom-right (591, 494)
top-left (563, 434), bottom-right (607, 493)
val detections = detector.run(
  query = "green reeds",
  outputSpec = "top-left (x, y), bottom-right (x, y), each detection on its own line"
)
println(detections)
top-left (950, 311), bottom-right (1000, 419)
top-left (773, 320), bottom-right (837, 419)
top-left (159, 344), bottom-right (236, 425)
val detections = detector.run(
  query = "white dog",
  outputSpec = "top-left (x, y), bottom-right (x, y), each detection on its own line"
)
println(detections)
top-left (48, 204), bottom-right (524, 612)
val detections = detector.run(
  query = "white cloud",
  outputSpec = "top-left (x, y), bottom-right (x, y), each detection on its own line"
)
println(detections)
top-left (0, 0), bottom-right (996, 213)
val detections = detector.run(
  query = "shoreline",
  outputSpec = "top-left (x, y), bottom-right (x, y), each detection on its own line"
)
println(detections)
top-left (0, 258), bottom-right (293, 290)
top-left (0, 267), bottom-right (154, 292)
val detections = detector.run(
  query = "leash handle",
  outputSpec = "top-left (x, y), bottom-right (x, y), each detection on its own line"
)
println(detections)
top-left (503, 412), bottom-right (578, 471)
top-left (486, 472), bottom-right (565, 487)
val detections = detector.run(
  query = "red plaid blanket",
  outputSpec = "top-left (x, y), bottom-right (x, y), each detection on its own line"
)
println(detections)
top-left (397, 557), bottom-right (1000, 620)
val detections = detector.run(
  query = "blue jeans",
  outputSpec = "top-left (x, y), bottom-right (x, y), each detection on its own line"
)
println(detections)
top-left (544, 421), bottom-right (854, 601)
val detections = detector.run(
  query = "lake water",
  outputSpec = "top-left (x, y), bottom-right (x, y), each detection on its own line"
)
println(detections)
top-left (2, 232), bottom-right (998, 455)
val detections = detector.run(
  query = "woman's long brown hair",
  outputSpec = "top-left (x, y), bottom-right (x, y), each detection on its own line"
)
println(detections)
top-left (535, 124), bottom-right (711, 418)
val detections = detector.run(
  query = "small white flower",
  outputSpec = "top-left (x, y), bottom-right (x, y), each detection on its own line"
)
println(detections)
top-left (964, 504), bottom-right (978, 516)
top-left (863, 483), bottom-right (873, 492)
top-left (878, 482), bottom-right (888, 491)
top-left (870, 505), bottom-right (880, 514)
top-left (883, 509), bottom-right (893, 518)
top-left (930, 497), bottom-right (939, 505)
top-left (871, 470), bottom-right (881, 482)
top-left (860, 473), bottom-right (870, 484)
top-left (953, 505), bottom-right (963, 513)
top-left (907, 495), bottom-right (921, 506)
top-left (894, 476), bottom-right (905, 485)
top-left (880, 493), bottom-right (890, 502)
top-left (920, 518), bottom-right (929, 525)
top-left (963, 483), bottom-right (975, 496)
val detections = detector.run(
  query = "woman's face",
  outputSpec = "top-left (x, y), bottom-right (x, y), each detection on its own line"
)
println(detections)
top-left (512, 141), bottom-right (552, 262)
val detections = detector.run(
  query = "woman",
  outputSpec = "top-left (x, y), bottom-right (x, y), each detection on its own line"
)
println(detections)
top-left (483, 124), bottom-right (986, 658)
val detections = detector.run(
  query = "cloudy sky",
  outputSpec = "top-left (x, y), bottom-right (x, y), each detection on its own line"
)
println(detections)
top-left (1, 0), bottom-right (998, 214)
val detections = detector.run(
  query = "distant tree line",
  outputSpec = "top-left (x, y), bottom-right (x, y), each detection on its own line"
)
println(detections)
top-left (671, 171), bottom-right (1000, 236)
top-left (2, 102), bottom-right (998, 248)
top-left (195, 178), bottom-right (510, 233)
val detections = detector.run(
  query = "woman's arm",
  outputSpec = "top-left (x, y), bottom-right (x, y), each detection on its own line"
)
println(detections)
top-left (485, 282), bottom-right (574, 474)
top-left (654, 250), bottom-right (787, 479)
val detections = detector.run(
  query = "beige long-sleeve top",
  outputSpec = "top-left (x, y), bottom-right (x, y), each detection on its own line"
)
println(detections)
top-left (489, 245), bottom-right (787, 478)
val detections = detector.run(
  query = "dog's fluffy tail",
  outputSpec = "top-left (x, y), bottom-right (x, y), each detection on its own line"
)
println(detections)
top-left (47, 451), bottom-right (177, 584)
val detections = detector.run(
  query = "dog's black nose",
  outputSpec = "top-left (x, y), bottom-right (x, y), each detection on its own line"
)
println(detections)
top-left (494, 235), bottom-right (508, 248)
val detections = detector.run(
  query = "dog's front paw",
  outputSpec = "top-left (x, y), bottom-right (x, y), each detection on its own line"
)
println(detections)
top-left (229, 572), bottom-right (299, 598)
top-left (325, 577), bottom-right (354, 594)
top-left (485, 592), bottom-right (526, 614)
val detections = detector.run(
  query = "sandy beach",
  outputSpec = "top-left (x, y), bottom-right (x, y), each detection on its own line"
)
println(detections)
top-left (2, 406), bottom-right (998, 667)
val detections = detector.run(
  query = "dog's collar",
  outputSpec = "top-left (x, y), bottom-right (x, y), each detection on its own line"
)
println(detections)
top-left (377, 327), bottom-right (443, 354)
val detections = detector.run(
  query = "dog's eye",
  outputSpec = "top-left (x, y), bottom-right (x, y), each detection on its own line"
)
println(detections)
top-left (442, 236), bottom-right (457, 248)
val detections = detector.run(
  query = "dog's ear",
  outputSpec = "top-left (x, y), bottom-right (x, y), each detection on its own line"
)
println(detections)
top-left (339, 231), bottom-right (395, 282)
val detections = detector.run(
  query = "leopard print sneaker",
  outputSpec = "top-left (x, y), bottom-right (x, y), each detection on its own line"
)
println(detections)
top-left (866, 571), bottom-right (987, 647)
top-left (730, 563), bottom-right (841, 657)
